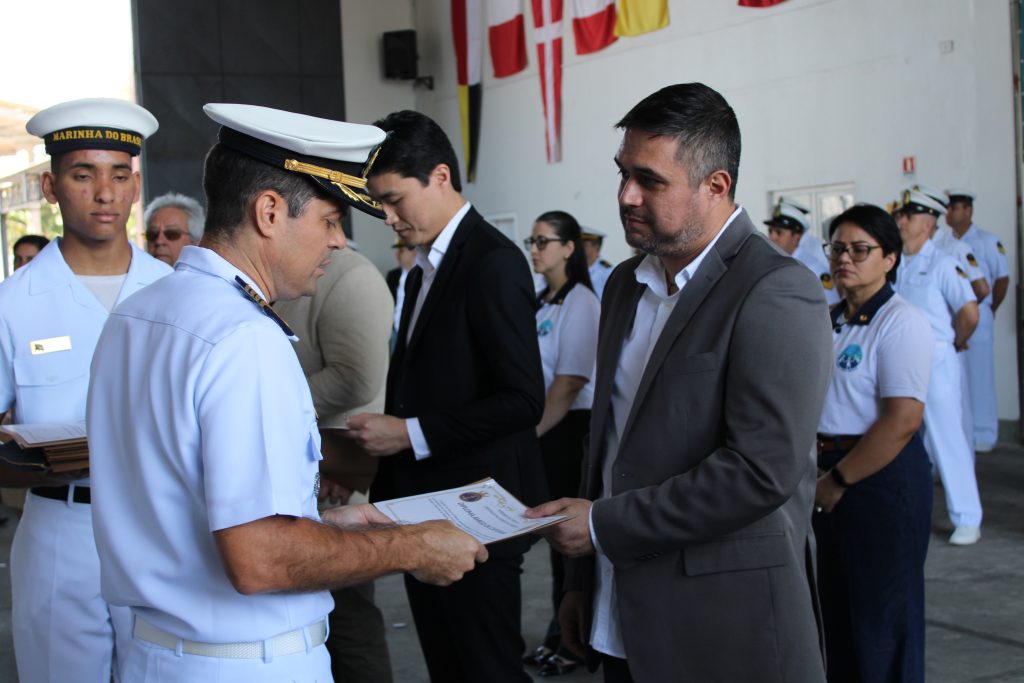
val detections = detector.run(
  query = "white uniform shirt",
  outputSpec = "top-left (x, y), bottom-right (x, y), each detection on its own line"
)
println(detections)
top-left (818, 286), bottom-right (932, 435)
top-left (589, 260), bottom-right (614, 299)
top-left (0, 239), bottom-right (170, 428)
top-left (894, 239), bottom-right (976, 345)
top-left (960, 223), bottom-right (1010, 311)
top-left (535, 282), bottom-right (600, 410)
top-left (87, 245), bottom-right (332, 642)
top-left (793, 232), bottom-right (840, 306)
top-left (933, 230), bottom-right (986, 285)
top-left (589, 207), bottom-right (740, 658)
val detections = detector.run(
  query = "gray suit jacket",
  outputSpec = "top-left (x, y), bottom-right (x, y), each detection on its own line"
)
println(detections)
top-left (571, 209), bottom-right (831, 682)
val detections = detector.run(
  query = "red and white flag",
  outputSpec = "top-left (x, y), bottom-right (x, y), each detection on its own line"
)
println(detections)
top-left (531, 0), bottom-right (563, 163)
top-left (487, 0), bottom-right (527, 77)
top-left (738, 0), bottom-right (788, 7)
top-left (572, 0), bottom-right (616, 55)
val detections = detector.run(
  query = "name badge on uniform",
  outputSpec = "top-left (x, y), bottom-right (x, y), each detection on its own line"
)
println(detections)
top-left (29, 335), bottom-right (72, 355)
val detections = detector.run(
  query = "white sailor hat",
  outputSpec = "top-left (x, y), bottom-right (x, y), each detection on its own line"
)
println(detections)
top-left (899, 188), bottom-right (946, 217)
top-left (764, 200), bottom-right (809, 233)
top-left (26, 98), bottom-right (158, 157)
top-left (203, 103), bottom-right (388, 219)
top-left (911, 184), bottom-right (949, 209)
top-left (945, 188), bottom-right (975, 203)
top-left (581, 229), bottom-right (606, 242)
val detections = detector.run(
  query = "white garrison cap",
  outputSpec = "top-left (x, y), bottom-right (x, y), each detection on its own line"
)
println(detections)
top-left (203, 103), bottom-right (388, 219)
top-left (581, 228), bottom-right (606, 241)
top-left (26, 98), bottom-right (158, 156)
top-left (900, 188), bottom-right (946, 217)
top-left (912, 184), bottom-right (949, 208)
top-left (945, 188), bottom-right (975, 202)
top-left (765, 200), bottom-right (809, 232)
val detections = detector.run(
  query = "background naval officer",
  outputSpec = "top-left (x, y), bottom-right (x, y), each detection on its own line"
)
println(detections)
top-left (764, 198), bottom-right (840, 306)
top-left (894, 188), bottom-right (983, 546)
top-left (86, 104), bottom-right (486, 682)
top-left (944, 189), bottom-right (1010, 452)
top-left (581, 228), bottom-right (614, 298)
top-left (0, 98), bottom-right (171, 682)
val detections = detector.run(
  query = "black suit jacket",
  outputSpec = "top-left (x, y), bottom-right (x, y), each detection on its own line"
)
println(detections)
top-left (385, 267), bottom-right (401, 302)
top-left (372, 207), bottom-right (546, 555)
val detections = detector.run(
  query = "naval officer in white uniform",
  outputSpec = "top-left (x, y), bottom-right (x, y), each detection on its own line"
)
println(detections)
top-left (945, 189), bottom-right (1010, 452)
top-left (581, 229), bottom-right (614, 298)
top-left (764, 199), bottom-right (840, 307)
top-left (0, 98), bottom-right (171, 682)
top-left (86, 104), bottom-right (487, 683)
top-left (894, 189), bottom-right (983, 546)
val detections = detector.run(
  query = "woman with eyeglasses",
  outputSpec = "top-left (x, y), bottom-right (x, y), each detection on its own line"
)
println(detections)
top-left (814, 204), bottom-right (934, 683)
top-left (521, 210), bottom-right (600, 677)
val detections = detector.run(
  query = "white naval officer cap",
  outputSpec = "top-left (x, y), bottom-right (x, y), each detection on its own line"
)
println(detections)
top-left (945, 188), bottom-right (975, 204)
top-left (581, 228), bottom-right (606, 242)
top-left (911, 184), bottom-right (949, 209)
top-left (899, 188), bottom-right (946, 217)
top-left (203, 103), bottom-right (388, 219)
top-left (26, 98), bottom-right (158, 157)
top-left (764, 199), bottom-right (809, 233)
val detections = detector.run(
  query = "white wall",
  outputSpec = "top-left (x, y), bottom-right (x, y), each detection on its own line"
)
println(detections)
top-left (345, 0), bottom-right (1020, 421)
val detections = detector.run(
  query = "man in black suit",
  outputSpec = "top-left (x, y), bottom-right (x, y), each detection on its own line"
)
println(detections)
top-left (346, 110), bottom-right (545, 683)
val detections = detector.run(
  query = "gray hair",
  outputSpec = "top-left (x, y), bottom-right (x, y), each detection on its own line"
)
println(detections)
top-left (144, 192), bottom-right (206, 242)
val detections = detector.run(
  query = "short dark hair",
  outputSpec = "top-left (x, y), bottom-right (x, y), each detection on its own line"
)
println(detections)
top-left (616, 83), bottom-right (741, 199)
top-left (13, 234), bottom-right (50, 253)
top-left (535, 210), bottom-right (595, 294)
top-left (368, 110), bottom-right (462, 192)
top-left (949, 197), bottom-right (973, 209)
top-left (829, 204), bottom-right (902, 284)
top-left (201, 144), bottom-right (334, 241)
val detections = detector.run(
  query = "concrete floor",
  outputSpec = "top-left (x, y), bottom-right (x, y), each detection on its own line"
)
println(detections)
top-left (0, 445), bottom-right (1021, 682)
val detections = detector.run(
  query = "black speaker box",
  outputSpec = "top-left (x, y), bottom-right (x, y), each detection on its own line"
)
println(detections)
top-left (383, 30), bottom-right (418, 80)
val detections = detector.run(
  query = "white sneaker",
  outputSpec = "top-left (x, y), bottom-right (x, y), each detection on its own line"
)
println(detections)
top-left (949, 526), bottom-right (981, 545)
top-left (975, 443), bottom-right (995, 453)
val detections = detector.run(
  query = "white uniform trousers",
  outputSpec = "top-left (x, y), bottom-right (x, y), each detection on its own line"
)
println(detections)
top-left (11, 490), bottom-right (132, 683)
top-left (958, 352), bottom-right (974, 456)
top-left (920, 343), bottom-right (983, 528)
top-left (965, 305), bottom-right (998, 448)
top-left (119, 626), bottom-right (332, 683)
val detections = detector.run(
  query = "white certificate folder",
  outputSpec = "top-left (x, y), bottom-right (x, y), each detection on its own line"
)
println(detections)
top-left (374, 478), bottom-right (569, 545)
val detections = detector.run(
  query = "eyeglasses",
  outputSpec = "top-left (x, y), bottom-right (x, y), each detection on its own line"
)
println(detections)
top-left (146, 228), bottom-right (186, 242)
top-left (523, 236), bottom-right (567, 250)
top-left (823, 242), bottom-right (882, 262)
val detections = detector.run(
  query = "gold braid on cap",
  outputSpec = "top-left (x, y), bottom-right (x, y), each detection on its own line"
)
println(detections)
top-left (283, 155), bottom-right (383, 212)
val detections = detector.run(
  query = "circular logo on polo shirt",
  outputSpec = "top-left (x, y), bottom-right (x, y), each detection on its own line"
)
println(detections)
top-left (837, 344), bottom-right (863, 371)
top-left (537, 319), bottom-right (554, 337)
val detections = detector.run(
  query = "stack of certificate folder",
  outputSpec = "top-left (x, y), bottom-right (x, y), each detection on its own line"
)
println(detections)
top-left (0, 421), bottom-right (88, 473)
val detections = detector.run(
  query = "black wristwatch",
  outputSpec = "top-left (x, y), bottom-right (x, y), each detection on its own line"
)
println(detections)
top-left (829, 466), bottom-right (851, 488)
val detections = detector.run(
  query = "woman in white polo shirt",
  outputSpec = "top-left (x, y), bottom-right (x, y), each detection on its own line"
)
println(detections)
top-left (521, 210), bottom-right (600, 677)
top-left (815, 204), bottom-right (933, 683)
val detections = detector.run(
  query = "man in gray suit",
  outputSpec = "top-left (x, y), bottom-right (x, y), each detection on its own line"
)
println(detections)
top-left (528, 83), bottom-right (832, 683)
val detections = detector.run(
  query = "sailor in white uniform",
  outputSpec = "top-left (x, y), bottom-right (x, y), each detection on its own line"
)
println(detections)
top-left (894, 189), bottom-right (983, 546)
top-left (945, 189), bottom-right (1010, 452)
top-left (86, 103), bottom-right (485, 683)
top-left (0, 98), bottom-right (171, 682)
top-left (905, 185), bottom-right (989, 445)
top-left (764, 199), bottom-right (840, 306)
top-left (581, 229), bottom-right (615, 299)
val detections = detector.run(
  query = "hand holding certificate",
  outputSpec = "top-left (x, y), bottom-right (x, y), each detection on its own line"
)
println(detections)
top-left (374, 478), bottom-right (571, 545)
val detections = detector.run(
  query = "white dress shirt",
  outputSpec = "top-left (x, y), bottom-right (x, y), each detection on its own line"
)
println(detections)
top-left (588, 207), bottom-right (740, 657)
top-left (405, 201), bottom-right (472, 459)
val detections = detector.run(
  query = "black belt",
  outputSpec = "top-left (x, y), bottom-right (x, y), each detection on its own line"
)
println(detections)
top-left (816, 434), bottom-right (862, 454)
top-left (31, 485), bottom-right (90, 504)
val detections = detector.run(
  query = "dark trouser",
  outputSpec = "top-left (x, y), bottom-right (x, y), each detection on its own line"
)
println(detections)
top-left (814, 433), bottom-right (932, 683)
top-left (539, 409), bottom-right (590, 650)
top-left (602, 655), bottom-right (635, 683)
top-left (327, 581), bottom-right (393, 683)
top-left (405, 553), bottom-right (531, 683)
